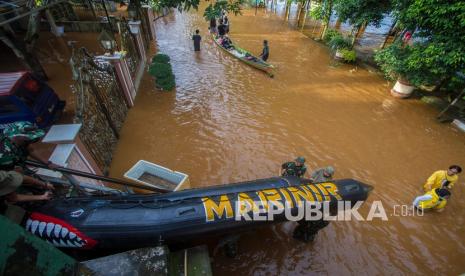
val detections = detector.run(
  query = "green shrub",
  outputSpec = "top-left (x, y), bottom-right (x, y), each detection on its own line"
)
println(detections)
top-left (323, 29), bottom-right (341, 44)
top-left (328, 35), bottom-right (351, 51)
top-left (149, 53), bottom-right (176, 91)
top-left (374, 42), bottom-right (410, 82)
top-left (151, 53), bottom-right (170, 64)
top-left (149, 62), bottom-right (172, 78)
top-left (156, 74), bottom-right (176, 91)
top-left (339, 48), bottom-right (356, 63)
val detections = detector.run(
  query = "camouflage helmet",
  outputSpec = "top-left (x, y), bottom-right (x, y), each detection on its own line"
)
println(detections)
top-left (324, 166), bottom-right (335, 176)
top-left (295, 156), bottom-right (306, 164)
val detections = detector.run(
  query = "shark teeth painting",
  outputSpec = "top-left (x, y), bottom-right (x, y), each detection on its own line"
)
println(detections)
top-left (25, 212), bottom-right (97, 249)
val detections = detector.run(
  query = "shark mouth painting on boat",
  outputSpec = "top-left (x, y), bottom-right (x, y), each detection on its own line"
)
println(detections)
top-left (25, 212), bottom-right (97, 249)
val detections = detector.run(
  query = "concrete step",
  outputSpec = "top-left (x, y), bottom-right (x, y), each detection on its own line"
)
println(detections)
top-left (79, 246), bottom-right (169, 276)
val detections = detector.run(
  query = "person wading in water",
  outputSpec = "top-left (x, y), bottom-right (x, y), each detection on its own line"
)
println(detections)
top-left (310, 166), bottom-right (335, 183)
top-left (260, 40), bottom-right (269, 61)
top-left (423, 165), bottom-right (462, 192)
top-left (192, 29), bottom-right (201, 51)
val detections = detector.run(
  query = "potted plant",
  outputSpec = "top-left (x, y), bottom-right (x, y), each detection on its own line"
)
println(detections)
top-left (149, 53), bottom-right (176, 91)
top-left (338, 48), bottom-right (356, 63)
top-left (374, 42), bottom-right (415, 98)
top-left (327, 33), bottom-right (356, 63)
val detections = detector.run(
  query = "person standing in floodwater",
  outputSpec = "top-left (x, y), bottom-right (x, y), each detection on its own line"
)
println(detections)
top-left (209, 18), bottom-right (217, 33)
top-left (223, 16), bottom-right (229, 33)
top-left (260, 40), bottom-right (269, 61)
top-left (192, 29), bottom-right (201, 51)
top-left (423, 165), bottom-right (462, 192)
top-left (217, 19), bottom-right (226, 37)
top-left (310, 166), bottom-right (335, 183)
top-left (281, 157), bottom-right (307, 178)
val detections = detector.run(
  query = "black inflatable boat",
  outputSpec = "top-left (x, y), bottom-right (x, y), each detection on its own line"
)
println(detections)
top-left (24, 176), bottom-right (372, 249)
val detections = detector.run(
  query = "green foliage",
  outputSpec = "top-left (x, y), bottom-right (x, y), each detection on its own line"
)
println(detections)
top-left (149, 53), bottom-right (176, 91)
top-left (152, 53), bottom-right (171, 64)
top-left (140, 0), bottom-right (200, 12)
top-left (333, 0), bottom-right (391, 28)
top-left (146, 0), bottom-right (163, 12)
top-left (140, 0), bottom-right (244, 18)
top-left (328, 34), bottom-right (352, 51)
top-left (203, 3), bottom-right (221, 20)
top-left (393, 0), bottom-right (465, 40)
top-left (323, 29), bottom-right (341, 43)
top-left (156, 74), bottom-right (176, 90)
top-left (374, 42), bottom-right (411, 82)
top-left (376, 0), bottom-right (465, 90)
top-left (339, 48), bottom-right (356, 63)
top-left (203, 0), bottom-right (245, 21)
top-left (149, 62), bottom-right (172, 77)
top-left (309, 1), bottom-right (323, 20)
top-left (309, 0), bottom-right (332, 25)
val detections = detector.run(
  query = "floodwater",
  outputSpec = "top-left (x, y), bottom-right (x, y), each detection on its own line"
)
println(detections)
top-left (109, 3), bottom-right (465, 275)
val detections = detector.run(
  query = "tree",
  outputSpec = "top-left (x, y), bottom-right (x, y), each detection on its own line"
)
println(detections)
top-left (376, 0), bottom-right (465, 90)
top-left (203, 0), bottom-right (244, 21)
top-left (309, 0), bottom-right (333, 39)
top-left (142, 0), bottom-right (244, 17)
top-left (333, 0), bottom-right (391, 46)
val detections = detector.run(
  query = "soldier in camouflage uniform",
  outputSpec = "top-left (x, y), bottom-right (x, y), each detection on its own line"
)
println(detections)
top-left (281, 156), bottom-right (307, 178)
top-left (0, 121), bottom-right (55, 170)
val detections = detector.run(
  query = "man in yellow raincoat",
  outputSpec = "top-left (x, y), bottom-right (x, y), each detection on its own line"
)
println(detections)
top-left (423, 165), bottom-right (462, 192)
top-left (413, 188), bottom-right (451, 212)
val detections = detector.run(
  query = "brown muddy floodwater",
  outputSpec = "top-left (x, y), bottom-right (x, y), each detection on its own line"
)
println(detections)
top-left (109, 4), bottom-right (465, 275)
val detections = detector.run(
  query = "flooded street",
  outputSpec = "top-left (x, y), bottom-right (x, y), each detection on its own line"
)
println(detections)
top-left (109, 4), bottom-right (465, 275)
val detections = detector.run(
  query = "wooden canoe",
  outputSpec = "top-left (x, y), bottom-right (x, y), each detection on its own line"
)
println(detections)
top-left (211, 34), bottom-right (275, 77)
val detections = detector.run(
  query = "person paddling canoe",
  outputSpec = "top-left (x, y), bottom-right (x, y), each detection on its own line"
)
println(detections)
top-left (260, 40), bottom-right (269, 61)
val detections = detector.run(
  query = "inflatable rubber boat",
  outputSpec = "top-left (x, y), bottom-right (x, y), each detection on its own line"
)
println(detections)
top-left (24, 176), bottom-right (372, 249)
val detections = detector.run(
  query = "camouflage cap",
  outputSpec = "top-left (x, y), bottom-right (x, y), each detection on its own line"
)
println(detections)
top-left (0, 171), bottom-right (23, 196)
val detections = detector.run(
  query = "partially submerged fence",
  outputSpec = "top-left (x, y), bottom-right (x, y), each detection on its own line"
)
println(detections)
top-left (70, 47), bottom-right (128, 171)
top-left (118, 19), bottom-right (141, 79)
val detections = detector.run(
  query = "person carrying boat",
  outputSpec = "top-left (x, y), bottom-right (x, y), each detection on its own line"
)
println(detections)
top-left (423, 165), bottom-right (462, 192)
top-left (413, 188), bottom-right (451, 212)
top-left (217, 19), bottom-right (226, 37)
top-left (260, 40), bottom-right (269, 61)
top-left (0, 121), bottom-right (58, 171)
top-left (310, 166), bottom-right (335, 183)
top-left (0, 170), bottom-right (53, 205)
top-left (192, 29), bottom-right (202, 51)
top-left (281, 157), bottom-right (307, 178)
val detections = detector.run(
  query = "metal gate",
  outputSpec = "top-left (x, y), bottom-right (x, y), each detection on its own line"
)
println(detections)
top-left (70, 46), bottom-right (128, 172)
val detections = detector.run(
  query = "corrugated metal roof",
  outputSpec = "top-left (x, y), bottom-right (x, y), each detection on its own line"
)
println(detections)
top-left (0, 71), bottom-right (28, 96)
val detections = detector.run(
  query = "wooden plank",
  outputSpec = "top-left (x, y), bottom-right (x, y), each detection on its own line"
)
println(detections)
top-left (186, 245), bottom-right (212, 276)
top-left (168, 249), bottom-right (185, 276)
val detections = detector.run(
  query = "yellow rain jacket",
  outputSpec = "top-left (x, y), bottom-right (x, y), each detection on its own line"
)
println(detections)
top-left (423, 170), bottom-right (458, 191)
top-left (413, 189), bottom-right (447, 211)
